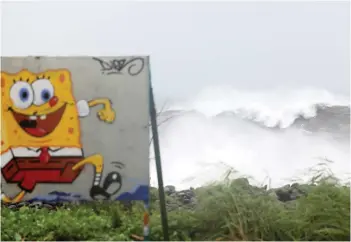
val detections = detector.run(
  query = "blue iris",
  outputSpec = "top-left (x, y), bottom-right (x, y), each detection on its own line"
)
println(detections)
top-left (41, 88), bottom-right (52, 102)
top-left (19, 87), bottom-right (30, 102)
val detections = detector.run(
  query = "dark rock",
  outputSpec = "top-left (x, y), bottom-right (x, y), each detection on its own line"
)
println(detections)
top-left (28, 201), bottom-right (43, 209)
top-left (16, 201), bottom-right (28, 208)
top-left (234, 178), bottom-right (250, 187)
top-left (274, 189), bottom-right (292, 202)
top-left (49, 201), bottom-right (63, 208)
top-left (7, 204), bottom-right (18, 209)
top-left (282, 184), bottom-right (291, 190)
top-left (291, 183), bottom-right (299, 188)
top-left (164, 185), bottom-right (176, 195)
top-left (291, 186), bottom-right (305, 199)
top-left (273, 183), bottom-right (309, 202)
top-left (42, 203), bottom-right (55, 210)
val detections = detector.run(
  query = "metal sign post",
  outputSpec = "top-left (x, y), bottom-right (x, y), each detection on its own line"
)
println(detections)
top-left (149, 72), bottom-right (170, 241)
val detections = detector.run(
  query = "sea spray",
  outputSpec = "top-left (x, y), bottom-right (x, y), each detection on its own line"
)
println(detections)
top-left (150, 87), bottom-right (350, 190)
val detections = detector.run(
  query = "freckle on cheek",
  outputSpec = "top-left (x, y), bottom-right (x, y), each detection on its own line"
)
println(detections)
top-left (59, 74), bottom-right (65, 83)
top-left (14, 130), bottom-right (18, 134)
top-left (68, 127), bottom-right (74, 134)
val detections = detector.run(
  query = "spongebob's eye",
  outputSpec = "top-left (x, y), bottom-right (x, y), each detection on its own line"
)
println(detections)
top-left (32, 79), bottom-right (54, 106)
top-left (10, 81), bottom-right (34, 109)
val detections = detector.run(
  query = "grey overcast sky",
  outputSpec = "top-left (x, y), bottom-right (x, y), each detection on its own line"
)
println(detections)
top-left (1, 1), bottom-right (350, 102)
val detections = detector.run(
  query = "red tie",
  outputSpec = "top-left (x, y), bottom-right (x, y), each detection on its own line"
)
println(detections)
top-left (39, 147), bottom-right (50, 163)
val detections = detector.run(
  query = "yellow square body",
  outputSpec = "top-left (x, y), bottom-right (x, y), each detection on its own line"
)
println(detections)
top-left (1, 69), bottom-right (83, 153)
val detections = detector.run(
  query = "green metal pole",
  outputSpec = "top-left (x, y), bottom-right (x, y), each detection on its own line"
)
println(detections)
top-left (149, 65), bottom-right (170, 241)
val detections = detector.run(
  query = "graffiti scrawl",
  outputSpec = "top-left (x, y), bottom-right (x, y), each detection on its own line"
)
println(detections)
top-left (0, 69), bottom-right (123, 203)
top-left (92, 57), bottom-right (145, 76)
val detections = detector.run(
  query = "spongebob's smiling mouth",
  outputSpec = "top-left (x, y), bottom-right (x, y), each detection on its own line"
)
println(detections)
top-left (11, 104), bottom-right (67, 137)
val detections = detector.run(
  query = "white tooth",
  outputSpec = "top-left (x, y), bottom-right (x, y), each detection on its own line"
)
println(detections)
top-left (40, 115), bottom-right (46, 120)
top-left (29, 116), bottom-right (37, 120)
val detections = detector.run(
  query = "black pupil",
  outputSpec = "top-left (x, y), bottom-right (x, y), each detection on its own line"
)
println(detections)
top-left (43, 92), bottom-right (50, 100)
top-left (22, 91), bottom-right (28, 99)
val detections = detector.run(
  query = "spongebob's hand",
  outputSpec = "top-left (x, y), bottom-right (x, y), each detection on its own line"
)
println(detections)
top-left (97, 107), bottom-right (115, 123)
top-left (88, 98), bottom-right (115, 123)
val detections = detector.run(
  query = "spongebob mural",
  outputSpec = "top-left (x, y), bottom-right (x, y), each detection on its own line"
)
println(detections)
top-left (1, 56), bottom-right (150, 203)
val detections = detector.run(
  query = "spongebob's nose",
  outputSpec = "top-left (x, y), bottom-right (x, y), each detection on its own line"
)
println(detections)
top-left (49, 96), bottom-right (58, 107)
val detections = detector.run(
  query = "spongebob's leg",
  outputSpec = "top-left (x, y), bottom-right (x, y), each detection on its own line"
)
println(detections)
top-left (2, 190), bottom-right (26, 203)
top-left (72, 154), bottom-right (104, 186)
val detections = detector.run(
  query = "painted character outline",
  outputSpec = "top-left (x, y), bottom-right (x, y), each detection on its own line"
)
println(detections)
top-left (1, 69), bottom-right (121, 203)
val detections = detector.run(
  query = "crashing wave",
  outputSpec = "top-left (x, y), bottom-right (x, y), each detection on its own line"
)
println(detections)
top-left (159, 87), bottom-right (350, 129)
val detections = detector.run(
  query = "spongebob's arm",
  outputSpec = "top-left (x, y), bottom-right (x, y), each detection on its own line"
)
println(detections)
top-left (76, 99), bottom-right (115, 123)
top-left (88, 99), bottom-right (112, 110)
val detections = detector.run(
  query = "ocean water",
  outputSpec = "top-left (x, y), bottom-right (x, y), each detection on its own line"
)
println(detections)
top-left (150, 87), bottom-right (350, 190)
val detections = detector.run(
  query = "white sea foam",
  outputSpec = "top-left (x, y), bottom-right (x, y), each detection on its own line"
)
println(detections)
top-left (150, 87), bottom-right (350, 190)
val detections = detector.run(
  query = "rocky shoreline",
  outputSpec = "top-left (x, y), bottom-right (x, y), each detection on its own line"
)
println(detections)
top-left (159, 178), bottom-right (311, 211)
top-left (1, 178), bottom-right (313, 211)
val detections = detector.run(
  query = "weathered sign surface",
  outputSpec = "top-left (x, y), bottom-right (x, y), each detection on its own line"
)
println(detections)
top-left (1, 56), bottom-right (150, 202)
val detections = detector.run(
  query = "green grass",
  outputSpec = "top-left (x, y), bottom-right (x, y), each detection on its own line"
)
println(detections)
top-left (1, 174), bottom-right (350, 241)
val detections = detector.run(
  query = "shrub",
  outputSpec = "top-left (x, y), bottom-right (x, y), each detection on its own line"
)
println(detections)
top-left (1, 174), bottom-right (350, 241)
